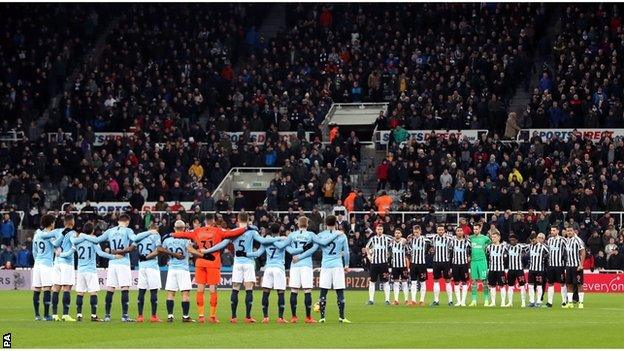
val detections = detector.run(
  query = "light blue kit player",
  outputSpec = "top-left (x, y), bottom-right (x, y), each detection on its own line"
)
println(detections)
top-left (31, 214), bottom-right (60, 321)
top-left (309, 215), bottom-right (351, 323)
top-left (133, 222), bottom-right (163, 322)
top-left (287, 216), bottom-right (319, 322)
top-left (69, 222), bottom-right (122, 321)
top-left (50, 214), bottom-right (78, 322)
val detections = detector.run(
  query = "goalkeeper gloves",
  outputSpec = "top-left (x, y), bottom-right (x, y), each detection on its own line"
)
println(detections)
top-left (235, 250), bottom-right (247, 257)
top-left (203, 252), bottom-right (215, 261)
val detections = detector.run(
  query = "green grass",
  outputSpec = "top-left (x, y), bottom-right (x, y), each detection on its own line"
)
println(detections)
top-left (0, 290), bottom-right (622, 348)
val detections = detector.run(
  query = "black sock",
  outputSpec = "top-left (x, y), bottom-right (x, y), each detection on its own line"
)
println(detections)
top-left (62, 291), bottom-right (71, 315)
top-left (90, 295), bottom-right (98, 316)
top-left (230, 290), bottom-right (239, 318)
top-left (121, 290), bottom-right (129, 316)
top-left (137, 289), bottom-right (146, 315)
top-left (43, 290), bottom-right (51, 317)
top-left (262, 291), bottom-right (270, 318)
top-left (181, 301), bottom-right (190, 317)
top-left (319, 288), bottom-right (328, 319)
top-left (105, 291), bottom-right (114, 315)
top-left (304, 292), bottom-right (312, 318)
top-left (51, 291), bottom-right (59, 315)
top-left (245, 290), bottom-right (253, 318)
top-left (278, 292), bottom-right (285, 319)
top-left (337, 289), bottom-right (345, 319)
top-left (76, 295), bottom-right (83, 315)
top-left (150, 289), bottom-right (158, 316)
top-left (33, 291), bottom-right (41, 317)
top-left (290, 292), bottom-right (298, 317)
top-left (166, 300), bottom-right (174, 316)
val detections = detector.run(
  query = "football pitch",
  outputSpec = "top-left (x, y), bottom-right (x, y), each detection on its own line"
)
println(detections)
top-left (0, 290), bottom-right (622, 348)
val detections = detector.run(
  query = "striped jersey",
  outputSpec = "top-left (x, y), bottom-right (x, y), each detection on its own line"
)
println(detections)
top-left (408, 235), bottom-right (430, 265)
top-left (487, 243), bottom-right (507, 271)
top-left (507, 244), bottom-right (528, 270)
top-left (528, 243), bottom-right (549, 271)
top-left (547, 235), bottom-right (567, 267)
top-left (390, 240), bottom-right (409, 268)
top-left (366, 235), bottom-right (393, 264)
top-left (431, 235), bottom-right (452, 263)
top-left (450, 237), bottom-right (470, 265)
top-left (565, 236), bottom-right (585, 267)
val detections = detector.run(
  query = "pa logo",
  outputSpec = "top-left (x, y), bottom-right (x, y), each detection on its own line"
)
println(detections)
top-left (2, 333), bottom-right (10, 348)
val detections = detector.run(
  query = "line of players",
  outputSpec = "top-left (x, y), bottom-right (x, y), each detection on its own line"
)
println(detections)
top-left (30, 212), bottom-right (352, 323)
top-left (365, 222), bottom-right (586, 308)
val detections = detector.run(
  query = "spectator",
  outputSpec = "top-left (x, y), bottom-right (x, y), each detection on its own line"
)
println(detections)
top-left (1, 213), bottom-right (15, 247)
top-left (504, 112), bottom-right (521, 139)
top-left (0, 245), bottom-right (15, 267)
top-left (15, 243), bottom-right (31, 268)
top-left (595, 251), bottom-right (607, 270)
top-left (607, 247), bottom-right (624, 270)
top-left (374, 191), bottom-right (393, 215)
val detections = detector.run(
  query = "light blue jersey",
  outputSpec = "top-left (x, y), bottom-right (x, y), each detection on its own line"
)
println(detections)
top-left (96, 225), bottom-right (150, 266)
top-left (313, 229), bottom-right (349, 269)
top-left (287, 229), bottom-right (319, 268)
top-left (162, 236), bottom-right (192, 271)
top-left (231, 229), bottom-right (281, 265)
top-left (248, 238), bottom-right (303, 270)
top-left (52, 228), bottom-right (77, 266)
top-left (134, 231), bottom-right (162, 270)
top-left (73, 237), bottom-right (117, 273)
top-left (32, 229), bottom-right (57, 267)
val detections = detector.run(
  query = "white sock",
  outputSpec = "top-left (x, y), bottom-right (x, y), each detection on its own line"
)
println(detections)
top-left (520, 285), bottom-right (526, 305)
top-left (490, 287), bottom-right (496, 305)
top-left (536, 285), bottom-right (543, 303)
top-left (402, 282), bottom-right (409, 302)
top-left (445, 282), bottom-right (453, 303)
top-left (561, 285), bottom-right (568, 304)
top-left (508, 286), bottom-right (514, 305)
top-left (368, 281), bottom-right (375, 302)
top-left (579, 292), bottom-right (584, 303)
top-left (454, 284), bottom-right (461, 303)
top-left (383, 282), bottom-right (391, 302)
top-left (500, 287), bottom-right (507, 306)
top-left (528, 284), bottom-right (535, 303)
top-left (461, 285), bottom-right (468, 305)
top-left (547, 286), bottom-right (554, 304)
top-left (393, 282), bottom-right (400, 301)
top-left (433, 282), bottom-right (440, 302)
top-left (410, 281), bottom-right (418, 302)
top-left (567, 292), bottom-right (573, 304)
top-left (419, 282), bottom-right (427, 302)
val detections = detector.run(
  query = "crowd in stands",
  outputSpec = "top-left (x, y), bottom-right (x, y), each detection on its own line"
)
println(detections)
top-left (1, 4), bottom-right (624, 272)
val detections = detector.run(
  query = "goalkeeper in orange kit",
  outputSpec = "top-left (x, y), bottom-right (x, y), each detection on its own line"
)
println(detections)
top-left (173, 213), bottom-right (247, 323)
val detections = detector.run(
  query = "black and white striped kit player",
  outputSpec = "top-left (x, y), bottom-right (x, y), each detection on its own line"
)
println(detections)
top-left (506, 243), bottom-right (528, 287)
top-left (366, 226), bottom-right (393, 304)
top-left (390, 235), bottom-right (410, 304)
top-left (450, 237), bottom-right (470, 283)
top-left (565, 235), bottom-right (585, 286)
top-left (546, 234), bottom-right (567, 284)
top-left (430, 226), bottom-right (453, 306)
top-left (407, 228), bottom-right (430, 304)
top-left (486, 243), bottom-right (507, 286)
top-left (528, 243), bottom-right (549, 277)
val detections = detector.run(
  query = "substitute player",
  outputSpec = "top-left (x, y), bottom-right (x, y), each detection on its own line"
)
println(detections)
top-left (31, 214), bottom-right (58, 321)
top-left (563, 226), bottom-right (586, 308)
top-left (450, 227), bottom-right (470, 307)
top-left (506, 234), bottom-right (528, 307)
top-left (69, 222), bottom-right (122, 322)
top-left (468, 222), bottom-right (490, 306)
top-left (486, 230), bottom-right (507, 307)
top-left (546, 225), bottom-right (568, 308)
top-left (50, 214), bottom-right (77, 322)
top-left (365, 224), bottom-right (393, 304)
top-left (389, 229), bottom-right (409, 305)
top-left (173, 213), bottom-right (247, 323)
top-left (134, 223), bottom-right (163, 322)
top-left (245, 223), bottom-right (302, 323)
top-left (311, 215), bottom-right (350, 323)
top-left (286, 216), bottom-right (319, 323)
top-left (94, 214), bottom-right (151, 322)
top-left (407, 225), bottom-right (429, 305)
top-left (431, 224), bottom-right (453, 306)
top-left (161, 220), bottom-right (203, 322)
top-left (528, 233), bottom-right (549, 307)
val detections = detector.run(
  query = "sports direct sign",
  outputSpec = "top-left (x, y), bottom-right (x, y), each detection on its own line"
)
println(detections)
top-left (61, 201), bottom-right (195, 213)
top-left (517, 129), bottom-right (624, 142)
top-left (93, 132), bottom-right (137, 146)
top-left (225, 131), bottom-right (312, 145)
top-left (376, 130), bottom-right (487, 145)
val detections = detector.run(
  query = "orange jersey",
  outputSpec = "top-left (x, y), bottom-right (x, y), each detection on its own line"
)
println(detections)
top-left (173, 225), bottom-right (245, 268)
